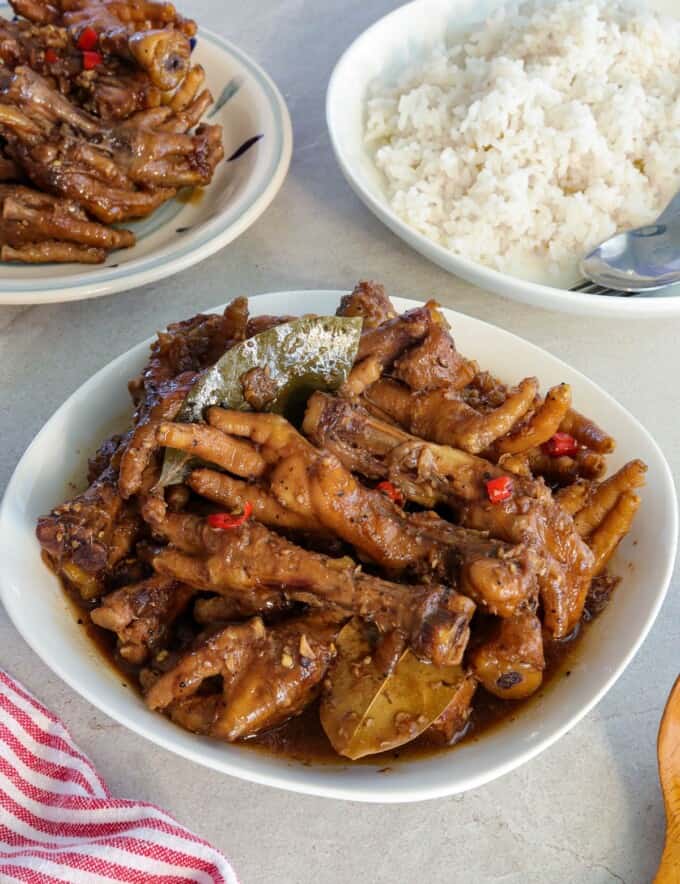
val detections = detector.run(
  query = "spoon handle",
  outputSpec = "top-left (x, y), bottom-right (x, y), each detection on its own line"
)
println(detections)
top-left (655, 676), bottom-right (680, 883)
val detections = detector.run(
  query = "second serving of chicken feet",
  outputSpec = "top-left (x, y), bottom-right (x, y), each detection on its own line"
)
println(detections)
top-left (0, 66), bottom-right (223, 222)
top-left (10, 0), bottom-right (196, 91)
top-left (0, 182), bottom-right (135, 262)
top-left (0, 12), bottom-right (202, 119)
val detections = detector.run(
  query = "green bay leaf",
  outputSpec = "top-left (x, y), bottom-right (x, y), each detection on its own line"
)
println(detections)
top-left (158, 314), bottom-right (362, 488)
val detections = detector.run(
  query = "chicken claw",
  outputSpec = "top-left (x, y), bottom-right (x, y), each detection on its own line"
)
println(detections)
top-left (143, 500), bottom-right (476, 666)
top-left (145, 613), bottom-right (339, 741)
top-left (91, 575), bottom-right (194, 663)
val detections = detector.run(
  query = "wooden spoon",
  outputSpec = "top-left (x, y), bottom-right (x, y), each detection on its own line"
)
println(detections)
top-left (656, 675), bottom-right (680, 883)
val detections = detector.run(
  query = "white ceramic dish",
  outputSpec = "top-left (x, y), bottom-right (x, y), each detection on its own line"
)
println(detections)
top-left (0, 290), bottom-right (676, 802)
top-left (0, 11), bottom-right (292, 305)
top-left (326, 0), bottom-right (680, 319)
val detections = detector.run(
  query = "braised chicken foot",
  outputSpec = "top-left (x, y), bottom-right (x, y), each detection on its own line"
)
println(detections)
top-left (0, 67), bottom-right (223, 223)
top-left (91, 574), bottom-right (194, 663)
top-left (36, 460), bottom-right (141, 600)
top-left (303, 392), bottom-right (595, 638)
top-left (144, 612), bottom-right (340, 741)
top-left (10, 0), bottom-right (196, 90)
top-left (156, 408), bottom-right (538, 617)
top-left (0, 182), bottom-right (134, 262)
top-left (142, 498), bottom-right (475, 667)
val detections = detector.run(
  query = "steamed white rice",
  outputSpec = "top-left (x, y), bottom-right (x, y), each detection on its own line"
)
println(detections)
top-left (365, 0), bottom-right (680, 283)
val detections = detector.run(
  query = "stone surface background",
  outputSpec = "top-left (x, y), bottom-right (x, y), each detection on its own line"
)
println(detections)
top-left (0, 2), bottom-right (677, 881)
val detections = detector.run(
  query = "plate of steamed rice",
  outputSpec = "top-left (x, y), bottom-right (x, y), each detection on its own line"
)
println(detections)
top-left (326, 0), bottom-right (680, 317)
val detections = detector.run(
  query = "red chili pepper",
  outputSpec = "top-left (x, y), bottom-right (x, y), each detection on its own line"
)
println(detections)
top-left (44, 48), bottom-right (59, 64)
top-left (377, 480), bottom-right (405, 507)
top-left (82, 49), bottom-right (103, 70)
top-left (77, 26), bottom-right (98, 51)
top-left (542, 432), bottom-right (579, 458)
top-left (207, 501), bottom-right (253, 530)
top-left (486, 475), bottom-right (513, 504)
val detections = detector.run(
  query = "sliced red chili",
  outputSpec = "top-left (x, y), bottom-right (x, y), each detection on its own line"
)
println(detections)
top-left (543, 432), bottom-right (578, 458)
top-left (377, 480), bottom-right (405, 507)
top-left (77, 26), bottom-right (98, 51)
top-left (82, 49), bottom-right (103, 70)
top-left (207, 501), bottom-right (253, 530)
top-left (44, 48), bottom-right (59, 64)
top-left (486, 475), bottom-right (513, 504)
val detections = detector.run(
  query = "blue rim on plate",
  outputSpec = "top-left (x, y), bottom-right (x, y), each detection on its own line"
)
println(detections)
top-left (0, 13), bottom-right (293, 303)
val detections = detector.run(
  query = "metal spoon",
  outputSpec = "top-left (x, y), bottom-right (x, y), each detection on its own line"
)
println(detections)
top-left (655, 674), bottom-right (680, 883)
top-left (581, 191), bottom-right (680, 293)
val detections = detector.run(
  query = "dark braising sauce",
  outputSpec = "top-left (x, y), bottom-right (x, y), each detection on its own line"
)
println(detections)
top-left (246, 626), bottom-right (584, 766)
top-left (176, 186), bottom-right (205, 205)
top-left (63, 578), bottom-right (590, 767)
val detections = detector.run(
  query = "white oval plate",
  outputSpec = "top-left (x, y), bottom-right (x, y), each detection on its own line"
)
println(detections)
top-left (0, 12), bottom-right (292, 305)
top-left (0, 291), bottom-right (676, 802)
top-left (326, 0), bottom-right (680, 319)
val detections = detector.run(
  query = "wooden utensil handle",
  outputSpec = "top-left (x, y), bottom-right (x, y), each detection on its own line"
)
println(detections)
top-left (655, 676), bottom-right (680, 883)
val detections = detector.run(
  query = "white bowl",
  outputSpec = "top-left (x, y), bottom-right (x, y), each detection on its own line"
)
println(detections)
top-left (326, 0), bottom-right (680, 319)
top-left (0, 291), bottom-right (676, 802)
top-left (0, 12), bottom-right (292, 305)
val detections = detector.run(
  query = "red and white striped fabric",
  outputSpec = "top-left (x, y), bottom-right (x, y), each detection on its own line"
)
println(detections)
top-left (0, 669), bottom-right (239, 883)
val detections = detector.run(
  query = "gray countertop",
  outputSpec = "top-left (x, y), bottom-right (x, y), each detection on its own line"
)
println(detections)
top-left (0, 2), bottom-right (678, 882)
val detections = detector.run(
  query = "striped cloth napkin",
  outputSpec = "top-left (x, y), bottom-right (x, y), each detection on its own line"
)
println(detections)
top-left (0, 669), bottom-right (239, 883)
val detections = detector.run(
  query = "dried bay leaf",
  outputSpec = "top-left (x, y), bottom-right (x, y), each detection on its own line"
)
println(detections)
top-left (158, 315), bottom-right (362, 487)
top-left (320, 619), bottom-right (467, 760)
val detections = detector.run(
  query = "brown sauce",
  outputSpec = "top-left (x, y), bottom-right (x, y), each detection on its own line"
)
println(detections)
top-left (244, 624), bottom-right (584, 766)
top-left (177, 186), bottom-right (205, 205)
top-left (63, 581), bottom-right (589, 767)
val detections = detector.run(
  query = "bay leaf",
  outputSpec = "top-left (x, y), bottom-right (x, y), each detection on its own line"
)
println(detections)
top-left (320, 619), bottom-right (466, 760)
top-left (158, 314), bottom-right (362, 487)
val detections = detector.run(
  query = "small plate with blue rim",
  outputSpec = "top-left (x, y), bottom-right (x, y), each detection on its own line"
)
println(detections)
top-left (0, 15), bottom-right (292, 305)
